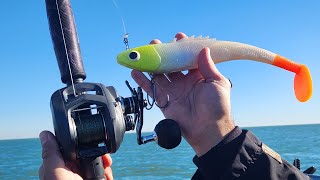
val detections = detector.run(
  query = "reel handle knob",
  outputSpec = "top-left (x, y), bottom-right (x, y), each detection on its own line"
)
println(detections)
top-left (154, 119), bottom-right (182, 149)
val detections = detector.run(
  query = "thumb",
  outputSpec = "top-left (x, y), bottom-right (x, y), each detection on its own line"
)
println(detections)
top-left (198, 48), bottom-right (224, 81)
top-left (40, 131), bottom-right (65, 171)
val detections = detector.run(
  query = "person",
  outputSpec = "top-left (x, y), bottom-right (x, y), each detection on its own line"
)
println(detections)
top-left (39, 32), bottom-right (309, 179)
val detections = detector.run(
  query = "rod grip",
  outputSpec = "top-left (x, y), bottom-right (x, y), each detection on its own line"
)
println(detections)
top-left (45, 0), bottom-right (86, 84)
top-left (80, 157), bottom-right (106, 180)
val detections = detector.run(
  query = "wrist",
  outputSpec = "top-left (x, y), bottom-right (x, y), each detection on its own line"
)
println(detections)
top-left (191, 117), bottom-right (235, 157)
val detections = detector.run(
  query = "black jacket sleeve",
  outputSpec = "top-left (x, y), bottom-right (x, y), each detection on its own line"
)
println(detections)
top-left (191, 127), bottom-right (309, 180)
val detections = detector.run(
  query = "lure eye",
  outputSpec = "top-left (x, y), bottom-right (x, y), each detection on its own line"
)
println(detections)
top-left (128, 51), bottom-right (140, 61)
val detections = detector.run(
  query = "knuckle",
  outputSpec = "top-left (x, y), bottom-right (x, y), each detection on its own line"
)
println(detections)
top-left (41, 148), bottom-right (50, 159)
top-left (42, 147), bottom-right (60, 160)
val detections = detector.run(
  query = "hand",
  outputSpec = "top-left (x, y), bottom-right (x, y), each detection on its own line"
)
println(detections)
top-left (132, 32), bottom-right (235, 156)
top-left (39, 131), bottom-right (113, 180)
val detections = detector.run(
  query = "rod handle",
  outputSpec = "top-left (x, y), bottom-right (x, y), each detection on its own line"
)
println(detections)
top-left (80, 157), bottom-right (106, 180)
top-left (45, 0), bottom-right (86, 84)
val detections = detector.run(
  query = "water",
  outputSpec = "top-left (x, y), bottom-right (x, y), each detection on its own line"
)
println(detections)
top-left (0, 124), bottom-right (319, 179)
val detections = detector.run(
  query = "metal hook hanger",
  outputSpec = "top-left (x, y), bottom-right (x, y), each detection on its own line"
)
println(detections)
top-left (123, 33), bottom-right (130, 50)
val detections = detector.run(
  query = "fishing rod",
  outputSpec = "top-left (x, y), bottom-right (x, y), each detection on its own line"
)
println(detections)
top-left (45, 0), bottom-right (181, 179)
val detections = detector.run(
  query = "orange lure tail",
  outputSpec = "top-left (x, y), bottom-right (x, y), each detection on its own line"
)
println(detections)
top-left (272, 55), bottom-right (313, 102)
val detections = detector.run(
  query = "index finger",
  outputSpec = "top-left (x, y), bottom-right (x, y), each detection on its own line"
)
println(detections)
top-left (150, 39), bottom-right (161, 44)
top-left (175, 32), bottom-right (187, 40)
top-left (131, 70), bottom-right (153, 95)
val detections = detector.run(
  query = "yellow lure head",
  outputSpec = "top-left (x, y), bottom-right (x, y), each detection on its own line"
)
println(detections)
top-left (117, 45), bottom-right (161, 72)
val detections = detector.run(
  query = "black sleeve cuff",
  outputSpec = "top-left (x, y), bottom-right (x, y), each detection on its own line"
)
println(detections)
top-left (192, 126), bottom-right (309, 180)
top-left (192, 126), bottom-right (243, 178)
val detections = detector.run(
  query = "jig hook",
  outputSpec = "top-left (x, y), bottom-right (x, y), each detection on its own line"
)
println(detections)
top-left (146, 74), bottom-right (170, 110)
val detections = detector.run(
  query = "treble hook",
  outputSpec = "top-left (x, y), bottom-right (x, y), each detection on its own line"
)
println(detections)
top-left (146, 74), bottom-right (170, 110)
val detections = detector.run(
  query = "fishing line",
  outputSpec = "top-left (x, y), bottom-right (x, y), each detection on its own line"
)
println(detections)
top-left (111, 0), bottom-right (126, 33)
top-left (55, 0), bottom-right (77, 96)
top-left (111, 0), bottom-right (130, 50)
top-left (110, 1), bottom-right (168, 109)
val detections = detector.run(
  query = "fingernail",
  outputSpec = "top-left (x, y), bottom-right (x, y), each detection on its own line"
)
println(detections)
top-left (39, 132), bottom-right (48, 146)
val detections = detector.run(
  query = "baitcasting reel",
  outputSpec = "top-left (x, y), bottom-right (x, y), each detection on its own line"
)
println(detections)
top-left (46, 0), bottom-right (181, 179)
top-left (50, 80), bottom-right (181, 179)
top-left (50, 81), bottom-right (182, 160)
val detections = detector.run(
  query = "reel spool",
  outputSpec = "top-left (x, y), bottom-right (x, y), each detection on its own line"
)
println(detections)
top-left (50, 83), bottom-right (127, 161)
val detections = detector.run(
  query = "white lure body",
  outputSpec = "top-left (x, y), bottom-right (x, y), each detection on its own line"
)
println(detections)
top-left (154, 36), bottom-right (276, 73)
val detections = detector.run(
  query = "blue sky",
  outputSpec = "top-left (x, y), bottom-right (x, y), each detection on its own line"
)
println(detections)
top-left (0, 1), bottom-right (319, 139)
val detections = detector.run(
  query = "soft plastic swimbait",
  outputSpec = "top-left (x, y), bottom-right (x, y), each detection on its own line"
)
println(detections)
top-left (117, 36), bottom-right (312, 102)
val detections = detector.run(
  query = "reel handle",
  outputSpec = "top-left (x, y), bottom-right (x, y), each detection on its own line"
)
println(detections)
top-left (45, 0), bottom-right (86, 84)
top-left (140, 119), bottom-right (182, 149)
top-left (154, 119), bottom-right (181, 149)
top-left (80, 157), bottom-right (106, 180)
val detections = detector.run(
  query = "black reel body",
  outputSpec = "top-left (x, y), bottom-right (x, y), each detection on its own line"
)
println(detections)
top-left (50, 81), bottom-right (182, 161)
top-left (51, 82), bottom-right (126, 160)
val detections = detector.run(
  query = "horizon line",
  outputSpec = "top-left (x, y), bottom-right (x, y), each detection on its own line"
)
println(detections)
top-left (0, 123), bottom-right (319, 141)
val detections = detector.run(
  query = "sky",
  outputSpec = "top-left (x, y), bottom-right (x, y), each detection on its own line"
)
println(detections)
top-left (0, 1), bottom-right (319, 140)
